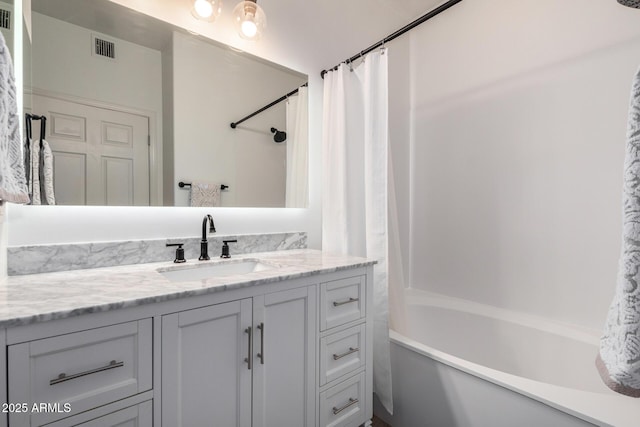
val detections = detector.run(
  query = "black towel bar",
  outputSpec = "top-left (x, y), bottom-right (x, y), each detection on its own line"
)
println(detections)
top-left (179, 182), bottom-right (229, 191)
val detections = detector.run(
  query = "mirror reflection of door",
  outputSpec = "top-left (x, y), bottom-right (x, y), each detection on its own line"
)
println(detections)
top-left (33, 94), bottom-right (150, 206)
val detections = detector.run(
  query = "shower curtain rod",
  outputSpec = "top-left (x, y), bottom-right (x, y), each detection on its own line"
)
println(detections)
top-left (320, 0), bottom-right (464, 78)
top-left (230, 82), bottom-right (308, 129)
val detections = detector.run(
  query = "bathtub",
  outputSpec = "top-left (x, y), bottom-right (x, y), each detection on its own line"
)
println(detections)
top-left (374, 289), bottom-right (640, 427)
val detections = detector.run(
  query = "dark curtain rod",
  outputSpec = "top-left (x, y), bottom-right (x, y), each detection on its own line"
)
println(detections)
top-left (320, 0), bottom-right (463, 78)
top-left (230, 82), bottom-right (308, 129)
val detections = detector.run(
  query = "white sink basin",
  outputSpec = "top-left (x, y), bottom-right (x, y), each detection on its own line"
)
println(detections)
top-left (159, 260), bottom-right (274, 282)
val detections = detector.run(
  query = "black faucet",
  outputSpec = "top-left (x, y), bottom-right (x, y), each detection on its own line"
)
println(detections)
top-left (199, 214), bottom-right (216, 261)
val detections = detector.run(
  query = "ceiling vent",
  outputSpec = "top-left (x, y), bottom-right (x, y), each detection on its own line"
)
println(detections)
top-left (92, 35), bottom-right (116, 60)
top-left (0, 9), bottom-right (11, 30)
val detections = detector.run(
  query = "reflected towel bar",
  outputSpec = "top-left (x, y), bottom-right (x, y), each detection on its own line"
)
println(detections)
top-left (179, 182), bottom-right (229, 191)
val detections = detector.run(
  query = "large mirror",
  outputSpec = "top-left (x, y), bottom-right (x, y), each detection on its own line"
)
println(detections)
top-left (22, 0), bottom-right (308, 208)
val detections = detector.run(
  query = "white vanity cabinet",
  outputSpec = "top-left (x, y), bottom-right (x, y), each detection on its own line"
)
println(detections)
top-left (0, 255), bottom-right (373, 427)
top-left (161, 286), bottom-right (317, 427)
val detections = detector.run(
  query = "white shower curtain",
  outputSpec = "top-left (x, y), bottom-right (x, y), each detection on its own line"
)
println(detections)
top-left (322, 48), bottom-right (393, 413)
top-left (285, 86), bottom-right (309, 207)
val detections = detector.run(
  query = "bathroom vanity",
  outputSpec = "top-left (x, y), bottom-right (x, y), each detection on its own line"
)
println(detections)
top-left (0, 250), bottom-right (374, 427)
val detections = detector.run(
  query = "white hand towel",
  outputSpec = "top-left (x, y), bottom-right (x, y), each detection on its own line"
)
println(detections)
top-left (597, 66), bottom-right (640, 398)
top-left (0, 32), bottom-right (29, 203)
top-left (28, 139), bottom-right (41, 205)
top-left (190, 181), bottom-right (221, 207)
top-left (29, 139), bottom-right (56, 205)
top-left (40, 140), bottom-right (55, 205)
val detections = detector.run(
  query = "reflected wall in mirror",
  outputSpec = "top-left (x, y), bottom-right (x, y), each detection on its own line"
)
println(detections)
top-left (24, 0), bottom-right (309, 207)
top-left (0, 1), bottom-right (14, 59)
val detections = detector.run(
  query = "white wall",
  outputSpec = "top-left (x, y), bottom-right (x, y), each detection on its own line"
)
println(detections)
top-left (171, 31), bottom-right (304, 207)
top-left (162, 35), bottom-right (174, 206)
top-left (401, 0), bottom-right (640, 330)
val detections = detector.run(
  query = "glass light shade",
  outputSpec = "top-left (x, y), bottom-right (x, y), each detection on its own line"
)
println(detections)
top-left (232, 0), bottom-right (267, 40)
top-left (191, 0), bottom-right (223, 22)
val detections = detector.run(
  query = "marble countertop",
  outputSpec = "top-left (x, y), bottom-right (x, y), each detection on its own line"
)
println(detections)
top-left (0, 249), bottom-right (375, 329)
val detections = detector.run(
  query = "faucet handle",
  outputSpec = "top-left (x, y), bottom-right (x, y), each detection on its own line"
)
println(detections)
top-left (166, 243), bottom-right (186, 263)
top-left (220, 240), bottom-right (238, 259)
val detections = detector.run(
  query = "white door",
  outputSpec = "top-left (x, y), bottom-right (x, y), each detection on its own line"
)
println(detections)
top-left (162, 299), bottom-right (253, 427)
top-left (252, 287), bottom-right (317, 427)
top-left (32, 94), bottom-right (150, 206)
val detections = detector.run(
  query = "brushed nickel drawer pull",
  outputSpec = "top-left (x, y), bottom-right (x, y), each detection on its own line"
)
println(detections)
top-left (244, 326), bottom-right (252, 370)
top-left (333, 347), bottom-right (359, 360)
top-left (332, 397), bottom-right (359, 415)
top-left (333, 297), bottom-right (359, 307)
top-left (50, 360), bottom-right (124, 386)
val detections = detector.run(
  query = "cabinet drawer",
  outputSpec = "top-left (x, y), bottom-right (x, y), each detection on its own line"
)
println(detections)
top-left (320, 276), bottom-right (365, 331)
top-left (319, 372), bottom-right (365, 427)
top-left (8, 319), bottom-right (152, 426)
top-left (45, 400), bottom-right (152, 427)
top-left (320, 324), bottom-right (366, 386)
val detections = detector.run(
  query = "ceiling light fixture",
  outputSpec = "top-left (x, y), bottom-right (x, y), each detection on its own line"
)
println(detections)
top-left (191, 0), bottom-right (223, 22)
top-left (232, 0), bottom-right (267, 41)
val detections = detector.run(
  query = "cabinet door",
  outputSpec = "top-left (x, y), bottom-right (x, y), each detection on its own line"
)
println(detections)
top-left (162, 299), bottom-right (252, 427)
top-left (252, 286), bottom-right (317, 427)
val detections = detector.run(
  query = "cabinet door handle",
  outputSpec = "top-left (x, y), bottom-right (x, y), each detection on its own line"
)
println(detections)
top-left (332, 397), bottom-right (359, 415)
top-left (333, 347), bottom-right (359, 360)
top-left (244, 326), bottom-right (252, 370)
top-left (333, 297), bottom-right (359, 307)
top-left (257, 322), bottom-right (264, 365)
top-left (50, 360), bottom-right (124, 386)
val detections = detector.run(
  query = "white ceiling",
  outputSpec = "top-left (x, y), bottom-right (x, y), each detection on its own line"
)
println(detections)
top-left (262, 0), bottom-right (446, 69)
top-left (31, 0), bottom-right (448, 74)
